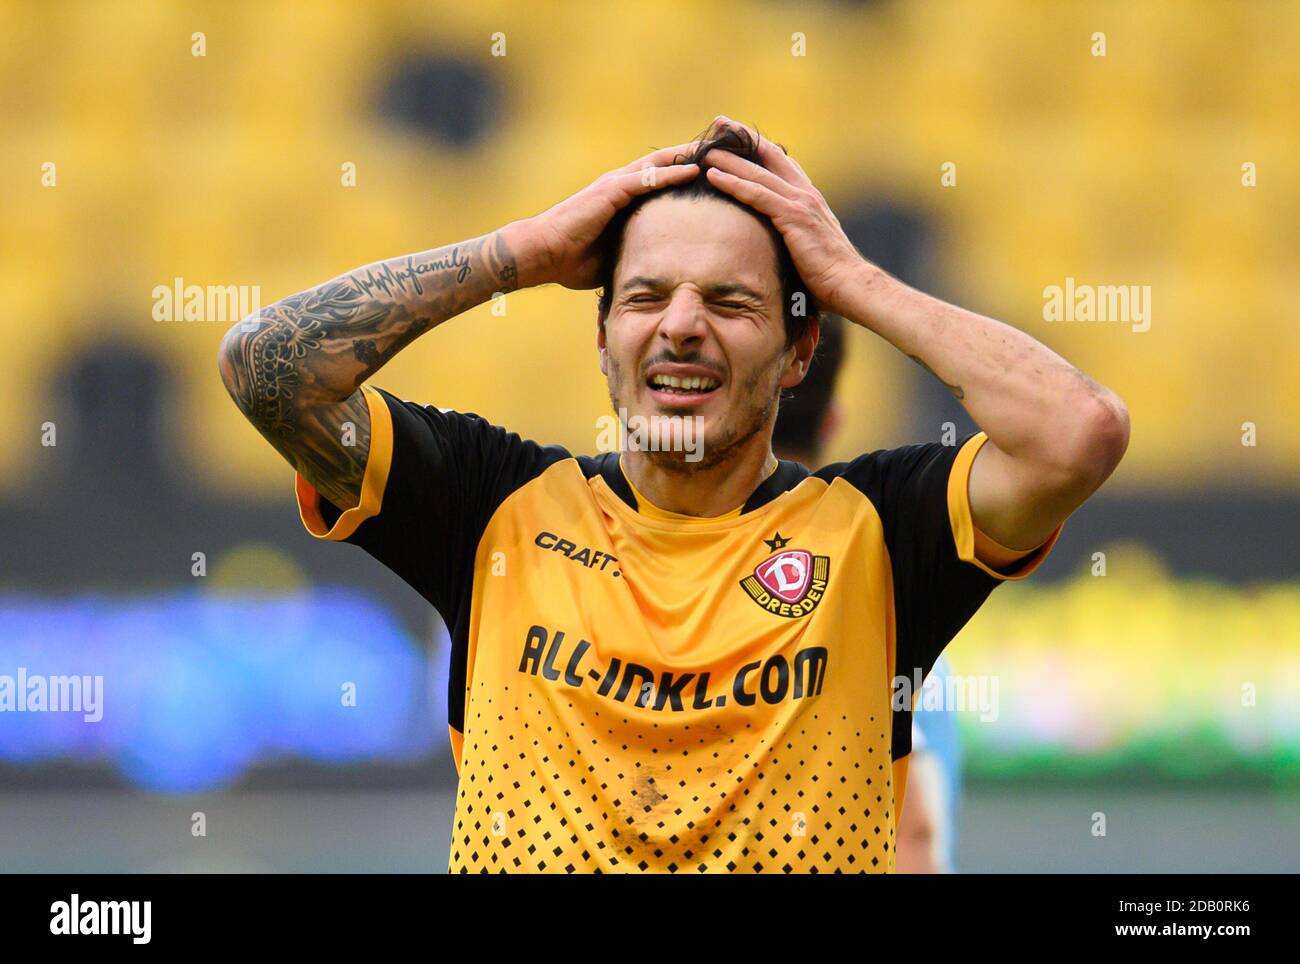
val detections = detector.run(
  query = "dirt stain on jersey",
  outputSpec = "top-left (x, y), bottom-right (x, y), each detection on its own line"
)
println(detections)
top-left (621, 767), bottom-right (671, 833)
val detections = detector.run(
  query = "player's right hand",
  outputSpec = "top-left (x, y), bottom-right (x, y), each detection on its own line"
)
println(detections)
top-left (512, 143), bottom-right (703, 291)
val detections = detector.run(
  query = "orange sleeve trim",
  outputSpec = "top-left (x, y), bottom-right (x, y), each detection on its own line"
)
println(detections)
top-left (946, 431), bottom-right (1063, 581)
top-left (448, 724), bottom-right (464, 774)
top-left (294, 384), bottom-right (394, 542)
top-left (893, 755), bottom-right (910, 841)
top-left (974, 525), bottom-right (1037, 571)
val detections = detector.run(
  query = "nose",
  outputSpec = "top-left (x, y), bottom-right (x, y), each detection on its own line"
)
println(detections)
top-left (656, 289), bottom-right (708, 351)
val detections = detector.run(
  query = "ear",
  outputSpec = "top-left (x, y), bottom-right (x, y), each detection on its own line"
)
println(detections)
top-left (597, 311), bottom-right (609, 376)
top-left (778, 313), bottom-right (820, 389)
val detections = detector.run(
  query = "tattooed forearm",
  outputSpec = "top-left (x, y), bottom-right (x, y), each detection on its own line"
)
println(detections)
top-left (221, 281), bottom-right (415, 437)
top-left (908, 353), bottom-right (965, 400)
top-left (248, 385), bottom-right (372, 511)
top-left (484, 231), bottom-right (520, 293)
top-left (218, 230), bottom-right (520, 508)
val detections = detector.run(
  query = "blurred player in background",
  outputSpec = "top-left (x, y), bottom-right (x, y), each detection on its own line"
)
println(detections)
top-left (894, 711), bottom-right (962, 873)
top-left (772, 315), bottom-right (963, 873)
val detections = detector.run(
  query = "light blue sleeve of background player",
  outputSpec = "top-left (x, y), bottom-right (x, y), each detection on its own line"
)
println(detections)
top-left (912, 653), bottom-right (965, 871)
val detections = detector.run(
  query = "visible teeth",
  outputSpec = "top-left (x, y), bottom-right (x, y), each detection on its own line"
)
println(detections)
top-left (651, 374), bottom-right (719, 391)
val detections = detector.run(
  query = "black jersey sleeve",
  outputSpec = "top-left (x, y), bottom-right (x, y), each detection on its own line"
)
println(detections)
top-left (828, 431), bottom-right (1061, 757)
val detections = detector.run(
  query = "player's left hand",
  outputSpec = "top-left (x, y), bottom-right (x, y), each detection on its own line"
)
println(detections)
top-left (702, 116), bottom-right (868, 319)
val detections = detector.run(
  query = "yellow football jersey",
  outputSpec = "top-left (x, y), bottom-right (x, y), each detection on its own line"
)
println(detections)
top-left (296, 384), bottom-right (1061, 873)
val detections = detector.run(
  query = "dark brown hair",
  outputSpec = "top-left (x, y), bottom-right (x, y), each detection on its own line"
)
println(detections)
top-left (771, 314), bottom-right (845, 461)
top-left (595, 121), bottom-right (822, 347)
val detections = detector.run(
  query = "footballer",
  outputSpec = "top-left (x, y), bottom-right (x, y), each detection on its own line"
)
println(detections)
top-left (217, 116), bottom-right (1129, 873)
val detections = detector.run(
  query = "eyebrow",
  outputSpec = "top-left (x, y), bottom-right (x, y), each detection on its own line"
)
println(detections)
top-left (619, 275), bottom-right (768, 303)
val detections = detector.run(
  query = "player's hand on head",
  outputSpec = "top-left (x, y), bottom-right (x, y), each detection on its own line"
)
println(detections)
top-left (703, 115), bottom-right (867, 318)
top-left (516, 142), bottom-right (703, 291)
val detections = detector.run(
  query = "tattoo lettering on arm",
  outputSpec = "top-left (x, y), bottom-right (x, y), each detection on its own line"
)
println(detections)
top-left (219, 232), bottom-right (520, 510)
top-left (908, 353), bottom-right (965, 400)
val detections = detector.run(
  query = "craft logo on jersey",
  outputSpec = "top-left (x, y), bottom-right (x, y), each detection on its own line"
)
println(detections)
top-left (740, 549), bottom-right (830, 618)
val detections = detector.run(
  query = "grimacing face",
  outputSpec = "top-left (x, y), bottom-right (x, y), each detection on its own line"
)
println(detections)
top-left (598, 195), bottom-right (807, 471)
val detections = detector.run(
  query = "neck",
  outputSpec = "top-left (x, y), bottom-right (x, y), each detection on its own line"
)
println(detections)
top-left (621, 434), bottom-right (778, 517)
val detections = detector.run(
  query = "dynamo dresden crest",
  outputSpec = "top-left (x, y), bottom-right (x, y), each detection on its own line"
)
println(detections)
top-left (740, 549), bottom-right (830, 618)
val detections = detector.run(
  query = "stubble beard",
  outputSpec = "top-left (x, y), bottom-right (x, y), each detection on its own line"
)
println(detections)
top-left (606, 349), bottom-right (785, 475)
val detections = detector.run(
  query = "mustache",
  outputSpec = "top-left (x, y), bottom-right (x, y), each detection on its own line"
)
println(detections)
top-left (639, 352), bottom-right (727, 379)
